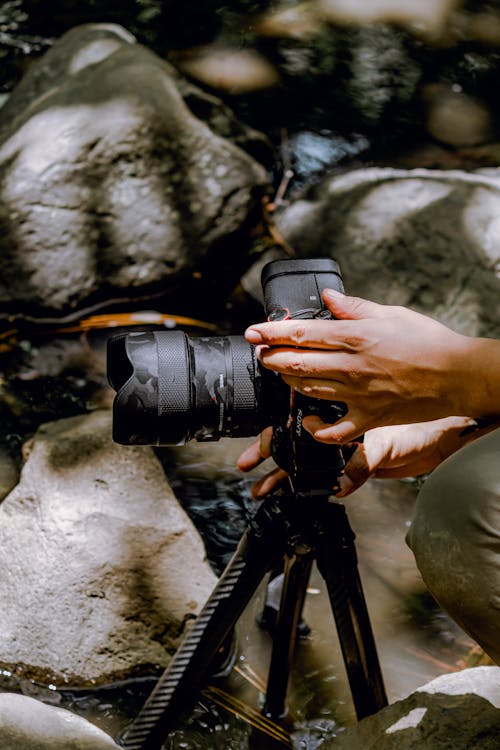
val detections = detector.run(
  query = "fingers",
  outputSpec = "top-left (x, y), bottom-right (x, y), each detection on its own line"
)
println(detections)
top-left (259, 348), bottom-right (353, 381)
top-left (281, 375), bottom-right (344, 400)
top-left (246, 319), bottom-right (354, 350)
top-left (336, 434), bottom-right (391, 497)
top-left (322, 289), bottom-right (391, 320)
top-left (337, 444), bottom-right (373, 497)
top-left (237, 427), bottom-right (273, 471)
top-left (237, 428), bottom-right (286, 500)
top-left (251, 467), bottom-right (288, 500)
top-left (303, 414), bottom-right (366, 443)
top-left (245, 293), bottom-right (390, 348)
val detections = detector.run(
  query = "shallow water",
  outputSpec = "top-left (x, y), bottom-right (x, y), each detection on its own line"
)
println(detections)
top-left (105, 437), bottom-right (473, 748)
top-left (0, 436), bottom-right (476, 749)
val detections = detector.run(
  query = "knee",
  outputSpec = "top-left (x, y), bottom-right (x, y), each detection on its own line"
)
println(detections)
top-left (407, 431), bottom-right (500, 588)
top-left (407, 443), bottom-right (476, 567)
top-left (406, 453), bottom-right (474, 601)
top-left (406, 431), bottom-right (500, 663)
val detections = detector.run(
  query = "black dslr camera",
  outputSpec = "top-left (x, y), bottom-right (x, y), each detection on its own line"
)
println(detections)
top-left (107, 258), bottom-right (348, 493)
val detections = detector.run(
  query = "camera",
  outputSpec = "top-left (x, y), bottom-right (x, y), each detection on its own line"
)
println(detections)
top-left (107, 258), bottom-right (349, 492)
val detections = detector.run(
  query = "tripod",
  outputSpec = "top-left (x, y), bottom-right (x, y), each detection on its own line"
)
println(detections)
top-left (118, 483), bottom-right (388, 749)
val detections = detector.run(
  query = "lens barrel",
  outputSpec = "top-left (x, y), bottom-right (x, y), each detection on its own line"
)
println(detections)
top-left (108, 331), bottom-right (263, 445)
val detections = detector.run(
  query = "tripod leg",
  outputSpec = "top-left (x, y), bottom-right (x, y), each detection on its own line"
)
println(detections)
top-left (263, 554), bottom-right (312, 719)
top-left (119, 502), bottom-right (285, 750)
top-left (315, 502), bottom-right (387, 720)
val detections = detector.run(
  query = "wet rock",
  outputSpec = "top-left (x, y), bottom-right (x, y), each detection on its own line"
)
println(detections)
top-left (322, 666), bottom-right (500, 749)
top-left (256, 3), bottom-right (325, 40)
top-left (259, 22), bottom-right (423, 137)
top-left (0, 692), bottom-right (119, 749)
top-left (458, 7), bottom-right (500, 46)
top-left (175, 45), bottom-right (281, 94)
top-left (0, 23), bottom-right (269, 319)
top-left (342, 25), bottom-right (421, 128)
top-left (165, 65), bottom-right (273, 165)
top-left (422, 83), bottom-right (493, 147)
top-left (0, 410), bottom-right (217, 686)
top-left (0, 446), bottom-right (19, 501)
top-left (271, 167), bottom-right (500, 337)
top-left (318, 0), bottom-right (458, 38)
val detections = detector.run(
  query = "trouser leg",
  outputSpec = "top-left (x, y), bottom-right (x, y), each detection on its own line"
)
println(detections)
top-left (406, 429), bottom-right (500, 664)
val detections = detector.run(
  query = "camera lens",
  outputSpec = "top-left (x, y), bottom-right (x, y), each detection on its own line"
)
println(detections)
top-left (108, 331), bottom-right (263, 445)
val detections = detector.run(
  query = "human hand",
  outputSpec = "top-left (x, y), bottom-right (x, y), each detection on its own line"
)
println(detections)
top-left (336, 416), bottom-right (493, 497)
top-left (237, 427), bottom-right (288, 499)
top-left (237, 427), bottom-right (288, 500)
top-left (245, 289), bottom-right (478, 443)
top-left (238, 417), bottom-right (491, 500)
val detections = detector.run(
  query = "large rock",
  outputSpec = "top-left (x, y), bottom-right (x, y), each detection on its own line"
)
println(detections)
top-left (271, 167), bottom-right (500, 337)
top-left (0, 24), bottom-right (269, 319)
top-left (0, 410), bottom-right (217, 686)
top-left (0, 693), bottom-right (119, 749)
top-left (323, 666), bottom-right (500, 749)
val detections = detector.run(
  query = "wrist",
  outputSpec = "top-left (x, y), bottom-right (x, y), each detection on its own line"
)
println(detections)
top-left (454, 336), bottom-right (500, 418)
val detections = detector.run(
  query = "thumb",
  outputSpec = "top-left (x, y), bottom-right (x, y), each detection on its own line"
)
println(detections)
top-left (323, 288), bottom-right (389, 320)
top-left (337, 437), bottom-right (388, 497)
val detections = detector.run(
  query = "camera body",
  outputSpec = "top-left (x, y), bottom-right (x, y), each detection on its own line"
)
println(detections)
top-left (107, 258), bottom-right (348, 493)
top-left (260, 259), bottom-right (347, 493)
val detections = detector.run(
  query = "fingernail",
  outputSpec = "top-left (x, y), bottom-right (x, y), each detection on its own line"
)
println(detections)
top-left (245, 327), bottom-right (263, 344)
top-left (337, 474), bottom-right (354, 496)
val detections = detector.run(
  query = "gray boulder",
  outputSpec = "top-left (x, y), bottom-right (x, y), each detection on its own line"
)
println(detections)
top-left (323, 666), bottom-right (500, 749)
top-left (0, 446), bottom-right (18, 501)
top-left (271, 167), bottom-right (500, 337)
top-left (0, 693), bottom-right (119, 749)
top-left (0, 410), bottom-right (217, 686)
top-left (0, 24), bottom-right (269, 319)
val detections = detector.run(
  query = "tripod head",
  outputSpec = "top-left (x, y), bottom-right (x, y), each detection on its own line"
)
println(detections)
top-left (270, 389), bottom-right (350, 496)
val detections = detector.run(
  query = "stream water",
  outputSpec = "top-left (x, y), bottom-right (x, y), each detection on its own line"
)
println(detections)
top-left (159, 439), bottom-right (476, 745)
top-left (7, 435), bottom-right (470, 750)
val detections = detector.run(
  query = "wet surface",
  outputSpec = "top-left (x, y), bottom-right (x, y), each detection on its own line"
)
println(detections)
top-left (146, 438), bottom-right (476, 747)
top-left (0, 435), bottom-right (478, 748)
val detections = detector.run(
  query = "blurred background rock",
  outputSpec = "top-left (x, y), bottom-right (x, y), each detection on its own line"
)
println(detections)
top-left (4, 1), bottom-right (500, 158)
top-left (0, 2), bottom-right (499, 747)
